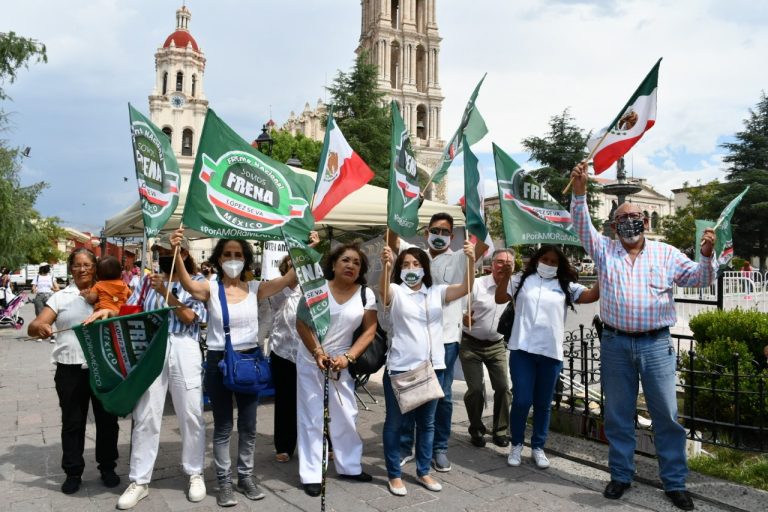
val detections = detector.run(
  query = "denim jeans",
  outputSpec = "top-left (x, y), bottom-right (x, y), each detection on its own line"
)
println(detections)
top-left (400, 342), bottom-right (459, 456)
top-left (508, 350), bottom-right (562, 449)
top-left (206, 351), bottom-right (259, 484)
top-left (383, 371), bottom-right (442, 479)
top-left (600, 328), bottom-right (688, 491)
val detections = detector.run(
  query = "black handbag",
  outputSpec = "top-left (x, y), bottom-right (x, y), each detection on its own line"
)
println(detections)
top-left (496, 300), bottom-right (515, 341)
top-left (348, 285), bottom-right (388, 378)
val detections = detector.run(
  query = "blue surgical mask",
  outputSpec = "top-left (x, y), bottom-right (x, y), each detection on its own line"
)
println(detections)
top-left (401, 268), bottom-right (424, 287)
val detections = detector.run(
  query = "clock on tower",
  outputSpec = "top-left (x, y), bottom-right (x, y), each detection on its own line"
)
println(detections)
top-left (170, 93), bottom-right (186, 109)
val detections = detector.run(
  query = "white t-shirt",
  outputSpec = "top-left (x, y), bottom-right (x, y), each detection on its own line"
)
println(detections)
top-left (269, 285), bottom-right (302, 363)
top-left (399, 239), bottom-right (466, 344)
top-left (506, 273), bottom-right (586, 361)
top-left (386, 282), bottom-right (448, 372)
top-left (129, 274), bottom-right (140, 291)
top-left (47, 284), bottom-right (94, 366)
top-left (35, 274), bottom-right (55, 294)
top-left (463, 274), bottom-right (506, 342)
top-left (205, 280), bottom-right (261, 351)
top-left (297, 285), bottom-right (377, 364)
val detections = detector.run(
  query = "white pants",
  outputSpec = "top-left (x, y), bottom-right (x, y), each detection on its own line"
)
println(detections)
top-left (296, 356), bottom-right (363, 484)
top-left (129, 332), bottom-right (206, 484)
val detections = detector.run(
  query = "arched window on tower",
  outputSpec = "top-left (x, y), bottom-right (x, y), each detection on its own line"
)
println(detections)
top-left (651, 211), bottom-right (659, 231)
top-left (416, 45), bottom-right (426, 92)
top-left (391, 0), bottom-right (399, 29)
top-left (191, 75), bottom-right (197, 97)
top-left (182, 129), bottom-right (193, 156)
top-left (162, 126), bottom-right (172, 143)
top-left (416, 0), bottom-right (426, 33)
top-left (416, 104), bottom-right (427, 139)
top-left (390, 41), bottom-right (401, 89)
top-left (176, 71), bottom-right (183, 92)
top-left (162, 72), bottom-right (168, 95)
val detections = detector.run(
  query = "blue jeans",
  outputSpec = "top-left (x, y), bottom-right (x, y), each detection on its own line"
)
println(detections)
top-left (600, 328), bottom-right (688, 491)
top-left (383, 371), bottom-right (442, 479)
top-left (400, 341), bottom-right (459, 456)
top-left (206, 351), bottom-right (260, 484)
top-left (508, 350), bottom-right (562, 449)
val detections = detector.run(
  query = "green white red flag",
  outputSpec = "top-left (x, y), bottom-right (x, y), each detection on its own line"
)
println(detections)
top-left (387, 101), bottom-right (420, 237)
top-left (429, 74), bottom-right (488, 185)
top-left (587, 58), bottom-right (661, 174)
top-left (311, 108), bottom-right (375, 222)
top-left (128, 104), bottom-right (180, 237)
top-left (462, 136), bottom-right (493, 251)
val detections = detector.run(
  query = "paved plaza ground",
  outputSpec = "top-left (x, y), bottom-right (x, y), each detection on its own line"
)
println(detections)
top-left (1, 301), bottom-right (766, 511)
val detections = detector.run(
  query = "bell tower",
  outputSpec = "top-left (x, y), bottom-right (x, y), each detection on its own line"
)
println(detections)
top-left (148, 5), bottom-right (208, 180)
top-left (358, 0), bottom-right (445, 199)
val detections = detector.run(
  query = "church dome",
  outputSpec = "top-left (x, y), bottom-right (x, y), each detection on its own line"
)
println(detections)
top-left (163, 30), bottom-right (199, 52)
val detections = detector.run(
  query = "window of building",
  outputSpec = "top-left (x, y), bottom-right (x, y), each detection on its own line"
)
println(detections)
top-left (162, 127), bottom-right (172, 142)
top-left (176, 71), bottom-right (183, 92)
top-left (651, 211), bottom-right (659, 231)
top-left (191, 75), bottom-right (196, 97)
top-left (391, 0), bottom-right (399, 29)
top-left (182, 129), bottom-right (193, 156)
top-left (390, 41), bottom-right (400, 89)
top-left (416, 0), bottom-right (426, 33)
top-left (416, 104), bottom-right (427, 139)
top-left (416, 45), bottom-right (426, 92)
top-left (162, 72), bottom-right (168, 95)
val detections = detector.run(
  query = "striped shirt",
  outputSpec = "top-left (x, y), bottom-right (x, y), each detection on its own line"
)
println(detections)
top-left (571, 194), bottom-right (716, 332)
top-left (126, 275), bottom-right (208, 339)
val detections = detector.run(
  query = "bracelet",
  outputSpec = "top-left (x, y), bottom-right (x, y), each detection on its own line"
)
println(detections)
top-left (344, 352), bottom-right (356, 364)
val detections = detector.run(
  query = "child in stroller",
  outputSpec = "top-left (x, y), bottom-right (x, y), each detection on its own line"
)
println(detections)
top-left (0, 290), bottom-right (28, 329)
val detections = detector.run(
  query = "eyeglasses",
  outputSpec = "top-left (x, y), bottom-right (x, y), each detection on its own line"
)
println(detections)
top-left (428, 227), bottom-right (452, 236)
top-left (615, 213), bottom-right (645, 222)
top-left (71, 264), bottom-right (94, 271)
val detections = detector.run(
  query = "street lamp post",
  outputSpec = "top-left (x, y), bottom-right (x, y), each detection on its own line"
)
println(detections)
top-left (254, 124), bottom-right (274, 156)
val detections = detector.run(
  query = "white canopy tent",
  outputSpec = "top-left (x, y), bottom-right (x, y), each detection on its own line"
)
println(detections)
top-left (103, 166), bottom-right (464, 238)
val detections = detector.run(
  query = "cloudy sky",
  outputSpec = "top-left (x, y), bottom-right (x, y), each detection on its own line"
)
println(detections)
top-left (3, 0), bottom-right (766, 234)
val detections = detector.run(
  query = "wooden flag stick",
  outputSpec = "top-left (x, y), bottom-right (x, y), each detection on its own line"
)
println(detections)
top-left (466, 233), bottom-right (472, 331)
top-left (164, 223), bottom-right (184, 304)
top-left (561, 128), bottom-right (611, 195)
top-left (383, 230), bottom-right (390, 306)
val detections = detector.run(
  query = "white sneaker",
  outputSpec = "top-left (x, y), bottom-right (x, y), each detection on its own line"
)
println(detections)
top-left (507, 444), bottom-right (523, 467)
top-left (188, 474), bottom-right (206, 502)
top-left (532, 447), bottom-right (550, 469)
top-left (117, 482), bottom-right (149, 509)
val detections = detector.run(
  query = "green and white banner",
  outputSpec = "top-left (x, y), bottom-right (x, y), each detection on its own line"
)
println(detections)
top-left (128, 104), bottom-right (181, 237)
top-left (387, 101), bottom-right (420, 237)
top-left (493, 143), bottom-right (581, 247)
top-left (74, 308), bottom-right (171, 417)
top-left (463, 136), bottom-right (493, 250)
top-left (282, 227), bottom-right (330, 342)
top-left (694, 219), bottom-right (716, 263)
top-left (713, 186), bottom-right (750, 269)
top-left (183, 109), bottom-right (316, 240)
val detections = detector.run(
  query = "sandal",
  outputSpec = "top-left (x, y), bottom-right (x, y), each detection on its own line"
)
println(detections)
top-left (275, 453), bottom-right (290, 463)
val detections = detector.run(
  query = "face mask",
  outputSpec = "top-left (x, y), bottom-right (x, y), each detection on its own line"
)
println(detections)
top-left (537, 262), bottom-right (558, 279)
top-left (222, 260), bottom-right (244, 279)
top-left (201, 269), bottom-right (210, 276)
top-left (158, 256), bottom-right (174, 275)
top-left (616, 218), bottom-right (644, 244)
top-left (427, 233), bottom-right (450, 251)
top-left (401, 268), bottom-right (424, 287)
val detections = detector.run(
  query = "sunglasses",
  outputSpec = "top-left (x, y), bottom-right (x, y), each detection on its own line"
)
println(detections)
top-left (428, 227), bottom-right (452, 236)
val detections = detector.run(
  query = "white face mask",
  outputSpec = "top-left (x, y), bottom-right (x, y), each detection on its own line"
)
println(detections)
top-left (427, 233), bottom-right (451, 251)
top-left (400, 268), bottom-right (424, 287)
top-left (620, 234), bottom-right (642, 244)
top-left (537, 262), bottom-right (558, 279)
top-left (221, 260), bottom-right (244, 279)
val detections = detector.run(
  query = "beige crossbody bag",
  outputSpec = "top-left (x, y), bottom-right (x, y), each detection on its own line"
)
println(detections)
top-left (389, 292), bottom-right (445, 413)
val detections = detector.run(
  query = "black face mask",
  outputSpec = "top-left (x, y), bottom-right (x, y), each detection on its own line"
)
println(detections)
top-left (158, 256), bottom-right (174, 275)
top-left (202, 269), bottom-right (210, 276)
top-left (616, 218), bottom-right (645, 240)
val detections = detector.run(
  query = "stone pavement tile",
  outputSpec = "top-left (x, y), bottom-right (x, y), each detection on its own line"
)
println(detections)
top-left (366, 487), bottom-right (439, 512)
top-left (10, 497), bottom-right (53, 512)
top-left (467, 476), bottom-right (534, 501)
top-left (422, 466), bottom-right (489, 493)
top-left (415, 480), bottom-right (493, 511)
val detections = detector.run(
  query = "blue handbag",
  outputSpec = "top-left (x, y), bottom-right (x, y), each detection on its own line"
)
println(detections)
top-left (216, 280), bottom-right (272, 395)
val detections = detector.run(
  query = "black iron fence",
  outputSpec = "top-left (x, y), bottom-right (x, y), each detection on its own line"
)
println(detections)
top-left (557, 325), bottom-right (768, 452)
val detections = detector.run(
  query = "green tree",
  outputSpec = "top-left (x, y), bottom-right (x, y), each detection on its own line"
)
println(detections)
top-left (0, 31), bottom-right (47, 101)
top-left (326, 52), bottom-right (391, 187)
top-left (521, 108), bottom-right (602, 228)
top-left (267, 129), bottom-right (323, 172)
top-left (660, 180), bottom-right (721, 255)
top-left (719, 92), bottom-right (768, 270)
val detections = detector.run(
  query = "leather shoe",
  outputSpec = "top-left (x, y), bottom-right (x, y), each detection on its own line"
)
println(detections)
top-left (338, 471), bottom-right (373, 482)
top-left (470, 434), bottom-right (486, 447)
top-left (603, 480), bottom-right (631, 500)
top-left (303, 483), bottom-right (321, 497)
top-left (101, 469), bottom-right (120, 488)
top-left (492, 435), bottom-right (510, 448)
top-left (61, 476), bottom-right (81, 495)
top-left (665, 490), bottom-right (695, 510)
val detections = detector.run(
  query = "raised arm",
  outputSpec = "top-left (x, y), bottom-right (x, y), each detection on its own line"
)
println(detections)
top-left (379, 245), bottom-right (395, 307)
top-left (386, 227), bottom-right (401, 253)
top-left (169, 228), bottom-right (210, 302)
top-left (495, 262), bottom-right (514, 304)
top-left (445, 240), bottom-right (476, 303)
top-left (672, 228), bottom-right (717, 287)
top-left (576, 280), bottom-right (600, 304)
top-left (570, 162), bottom-right (604, 260)
top-left (258, 267), bottom-right (298, 300)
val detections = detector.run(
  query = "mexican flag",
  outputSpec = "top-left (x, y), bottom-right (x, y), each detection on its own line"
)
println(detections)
top-left (282, 227), bottom-right (331, 343)
top-left (493, 143), bottom-right (581, 247)
top-left (429, 74), bottom-right (488, 185)
top-left (587, 58), bottom-right (661, 174)
top-left (713, 186), bottom-right (750, 269)
top-left (128, 104), bottom-right (180, 237)
top-left (74, 308), bottom-right (171, 417)
top-left (388, 101), bottom-right (420, 237)
top-left (183, 109), bottom-right (316, 240)
top-left (462, 136), bottom-right (493, 252)
top-left (311, 108), bottom-right (374, 222)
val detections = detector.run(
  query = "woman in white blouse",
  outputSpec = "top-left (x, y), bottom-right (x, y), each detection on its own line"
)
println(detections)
top-left (379, 242), bottom-right (474, 497)
top-left (495, 244), bottom-right (599, 469)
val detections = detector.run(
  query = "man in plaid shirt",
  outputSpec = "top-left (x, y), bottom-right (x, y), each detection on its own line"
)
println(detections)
top-left (570, 162), bottom-right (716, 511)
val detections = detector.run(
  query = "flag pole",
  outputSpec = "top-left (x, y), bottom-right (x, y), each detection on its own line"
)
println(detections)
top-left (164, 222), bottom-right (184, 304)
top-left (465, 231), bottom-right (472, 331)
top-left (561, 131), bottom-right (608, 195)
top-left (320, 366), bottom-right (330, 512)
top-left (383, 230), bottom-right (390, 306)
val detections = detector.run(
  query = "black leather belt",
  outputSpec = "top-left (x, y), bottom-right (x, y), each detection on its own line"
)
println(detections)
top-left (603, 323), bottom-right (669, 338)
top-left (462, 332), bottom-right (504, 345)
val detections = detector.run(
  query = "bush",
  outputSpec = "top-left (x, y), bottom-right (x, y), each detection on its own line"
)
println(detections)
top-left (688, 309), bottom-right (768, 361)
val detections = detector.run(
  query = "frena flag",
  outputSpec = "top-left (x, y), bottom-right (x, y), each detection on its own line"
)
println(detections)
top-left (587, 58), bottom-right (661, 174)
top-left (311, 109), bottom-right (375, 222)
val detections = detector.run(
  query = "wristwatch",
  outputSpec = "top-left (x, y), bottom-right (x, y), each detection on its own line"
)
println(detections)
top-left (344, 352), bottom-right (356, 364)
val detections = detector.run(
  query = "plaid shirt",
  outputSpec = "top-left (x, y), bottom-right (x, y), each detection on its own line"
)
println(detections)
top-left (572, 194), bottom-right (716, 332)
top-left (127, 274), bottom-right (208, 339)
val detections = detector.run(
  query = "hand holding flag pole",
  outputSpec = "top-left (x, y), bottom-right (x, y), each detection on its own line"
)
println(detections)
top-left (165, 223), bottom-right (184, 304)
top-left (561, 134), bottom-right (605, 195)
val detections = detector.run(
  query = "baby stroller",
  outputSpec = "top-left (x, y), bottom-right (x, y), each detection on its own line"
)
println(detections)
top-left (0, 291), bottom-right (28, 329)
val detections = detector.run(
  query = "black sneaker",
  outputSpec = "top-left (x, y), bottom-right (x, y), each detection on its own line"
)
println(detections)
top-left (603, 480), bottom-right (631, 500)
top-left (61, 476), bottom-right (82, 495)
top-left (217, 482), bottom-right (238, 507)
top-left (303, 483), bottom-right (322, 497)
top-left (470, 434), bottom-right (486, 447)
top-left (338, 471), bottom-right (373, 482)
top-left (665, 490), bottom-right (695, 510)
top-left (236, 476), bottom-right (265, 500)
top-left (101, 469), bottom-right (120, 488)
top-left (492, 435), bottom-right (510, 448)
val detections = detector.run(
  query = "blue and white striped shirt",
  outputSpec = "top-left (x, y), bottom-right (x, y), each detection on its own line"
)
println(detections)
top-left (127, 274), bottom-right (208, 339)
